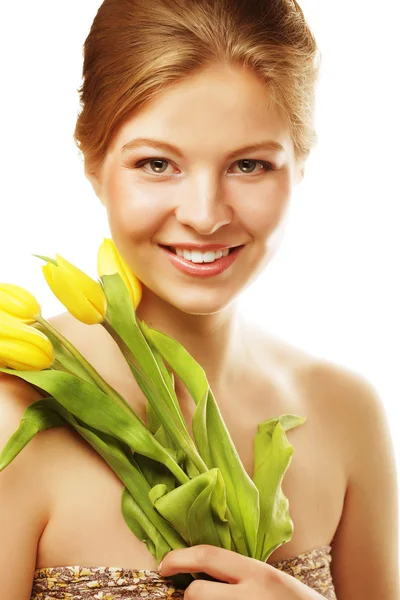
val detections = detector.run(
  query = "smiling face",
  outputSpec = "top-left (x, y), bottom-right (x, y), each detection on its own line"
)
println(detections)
top-left (87, 63), bottom-right (304, 316)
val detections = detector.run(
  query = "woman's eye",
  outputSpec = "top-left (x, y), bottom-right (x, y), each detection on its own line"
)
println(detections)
top-left (134, 158), bottom-right (171, 174)
top-left (231, 159), bottom-right (273, 174)
top-left (132, 157), bottom-right (274, 176)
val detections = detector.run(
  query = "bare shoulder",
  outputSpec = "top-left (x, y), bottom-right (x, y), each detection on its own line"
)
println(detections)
top-left (0, 313), bottom-right (112, 504)
top-left (257, 327), bottom-right (389, 422)
top-left (260, 333), bottom-right (399, 599)
top-left (0, 309), bottom-right (107, 483)
top-left (315, 363), bottom-right (399, 598)
top-left (0, 372), bottom-right (69, 596)
top-left (0, 365), bottom-right (82, 479)
top-left (265, 331), bottom-right (396, 468)
top-left (0, 370), bottom-right (47, 442)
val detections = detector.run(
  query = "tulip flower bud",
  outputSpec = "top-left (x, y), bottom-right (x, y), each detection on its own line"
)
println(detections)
top-left (97, 238), bottom-right (142, 309)
top-left (42, 254), bottom-right (107, 325)
top-left (0, 313), bottom-right (54, 370)
top-left (0, 283), bottom-right (41, 324)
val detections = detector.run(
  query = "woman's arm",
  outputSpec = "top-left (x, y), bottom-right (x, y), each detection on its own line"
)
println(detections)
top-left (328, 367), bottom-right (399, 599)
top-left (0, 375), bottom-right (51, 600)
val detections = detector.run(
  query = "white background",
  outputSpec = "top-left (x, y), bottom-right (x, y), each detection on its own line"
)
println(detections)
top-left (1, 0), bottom-right (399, 543)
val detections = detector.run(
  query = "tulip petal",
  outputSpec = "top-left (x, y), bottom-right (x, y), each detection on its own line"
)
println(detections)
top-left (106, 240), bottom-right (142, 308)
top-left (0, 316), bottom-right (55, 369)
top-left (0, 339), bottom-right (54, 370)
top-left (97, 239), bottom-right (119, 276)
top-left (0, 317), bottom-right (54, 352)
top-left (97, 239), bottom-right (142, 308)
top-left (119, 254), bottom-right (142, 309)
top-left (0, 309), bottom-right (20, 324)
top-left (0, 283), bottom-right (41, 323)
top-left (55, 254), bottom-right (107, 319)
top-left (42, 263), bottom-right (104, 325)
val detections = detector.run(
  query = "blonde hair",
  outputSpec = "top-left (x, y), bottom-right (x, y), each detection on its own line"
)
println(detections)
top-left (73, 0), bottom-right (321, 175)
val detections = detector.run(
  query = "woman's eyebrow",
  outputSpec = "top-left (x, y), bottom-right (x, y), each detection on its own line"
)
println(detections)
top-left (121, 137), bottom-right (286, 159)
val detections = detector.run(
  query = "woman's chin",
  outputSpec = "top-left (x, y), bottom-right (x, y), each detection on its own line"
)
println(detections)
top-left (156, 288), bottom-right (239, 317)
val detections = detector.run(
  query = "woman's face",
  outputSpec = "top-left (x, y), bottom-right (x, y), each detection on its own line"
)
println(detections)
top-left (87, 64), bottom-right (304, 315)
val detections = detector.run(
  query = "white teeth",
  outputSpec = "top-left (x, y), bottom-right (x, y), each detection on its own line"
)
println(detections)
top-left (171, 247), bottom-right (232, 263)
top-left (191, 251), bottom-right (204, 263)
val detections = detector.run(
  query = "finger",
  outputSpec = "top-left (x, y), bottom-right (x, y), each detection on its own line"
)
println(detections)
top-left (159, 544), bottom-right (260, 583)
top-left (182, 578), bottom-right (240, 600)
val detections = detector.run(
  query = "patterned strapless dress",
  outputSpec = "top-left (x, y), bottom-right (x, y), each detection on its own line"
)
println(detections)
top-left (31, 545), bottom-right (337, 599)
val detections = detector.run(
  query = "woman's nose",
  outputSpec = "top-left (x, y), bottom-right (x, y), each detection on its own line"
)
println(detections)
top-left (174, 180), bottom-right (233, 235)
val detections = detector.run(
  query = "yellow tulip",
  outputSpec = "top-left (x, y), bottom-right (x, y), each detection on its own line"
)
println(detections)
top-left (42, 253), bottom-right (107, 325)
top-left (97, 238), bottom-right (142, 309)
top-left (0, 313), bottom-right (54, 370)
top-left (0, 283), bottom-right (41, 324)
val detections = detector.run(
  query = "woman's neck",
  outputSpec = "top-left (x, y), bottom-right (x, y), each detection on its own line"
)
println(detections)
top-left (134, 288), bottom-right (252, 401)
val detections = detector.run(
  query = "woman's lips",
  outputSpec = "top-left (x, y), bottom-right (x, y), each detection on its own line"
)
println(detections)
top-left (159, 244), bottom-right (244, 278)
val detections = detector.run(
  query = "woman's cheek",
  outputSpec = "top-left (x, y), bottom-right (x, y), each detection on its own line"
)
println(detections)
top-left (107, 181), bottom-right (169, 241)
top-left (239, 184), bottom-right (291, 240)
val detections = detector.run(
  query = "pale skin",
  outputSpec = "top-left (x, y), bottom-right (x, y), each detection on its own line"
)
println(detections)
top-left (0, 63), bottom-right (398, 599)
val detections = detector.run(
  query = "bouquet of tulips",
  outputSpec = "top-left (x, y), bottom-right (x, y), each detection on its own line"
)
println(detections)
top-left (0, 239), bottom-right (306, 588)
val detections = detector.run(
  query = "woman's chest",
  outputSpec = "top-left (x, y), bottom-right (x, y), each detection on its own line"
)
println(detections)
top-left (35, 371), bottom-right (347, 570)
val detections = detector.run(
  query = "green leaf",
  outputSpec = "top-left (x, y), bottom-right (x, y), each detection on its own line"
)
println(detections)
top-left (120, 486), bottom-right (171, 565)
top-left (0, 367), bottom-right (188, 485)
top-left (101, 274), bottom-right (185, 430)
top-left (40, 397), bottom-right (188, 556)
top-left (137, 322), bottom-right (259, 558)
top-left (184, 456), bottom-right (200, 479)
top-left (0, 399), bottom-right (65, 471)
top-left (146, 339), bottom-right (184, 431)
top-left (253, 415), bottom-right (306, 562)
top-left (148, 483), bottom-right (168, 505)
top-left (134, 450), bottom-right (176, 493)
top-left (121, 486), bottom-right (148, 543)
top-left (187, 468), bottom-right (231, 550)
top-left (100, 274), bottom-right (206, 475)
top-left (152, 469), bottom-right (230, 550)
top-left (31, 254), bottom-right (58, 266)
top-left (146, 400), bottom-right (161, 436)
top-left (139, 319), bottom-right (205, 405)
top-left (153, 423), bottom-right (174, 449)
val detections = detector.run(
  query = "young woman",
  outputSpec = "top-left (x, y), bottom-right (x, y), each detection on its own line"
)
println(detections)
top-left (0, 0), bottom-right (398, 599)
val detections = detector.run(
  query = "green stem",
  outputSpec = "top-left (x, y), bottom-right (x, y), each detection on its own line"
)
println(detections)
top-left (225, 506), bottom-right (249, 556)
top-left (36, 316), bottom-right (189, 486)
top-left (36, 316), bottom-right (133, 414)
top-left (102, 319), bottom-right (209, 477)
top-left (52, 359), bottom-right (75, 375)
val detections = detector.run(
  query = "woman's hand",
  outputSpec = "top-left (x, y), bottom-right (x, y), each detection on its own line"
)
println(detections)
top-left (159, 545), bottom-right (326, 599)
